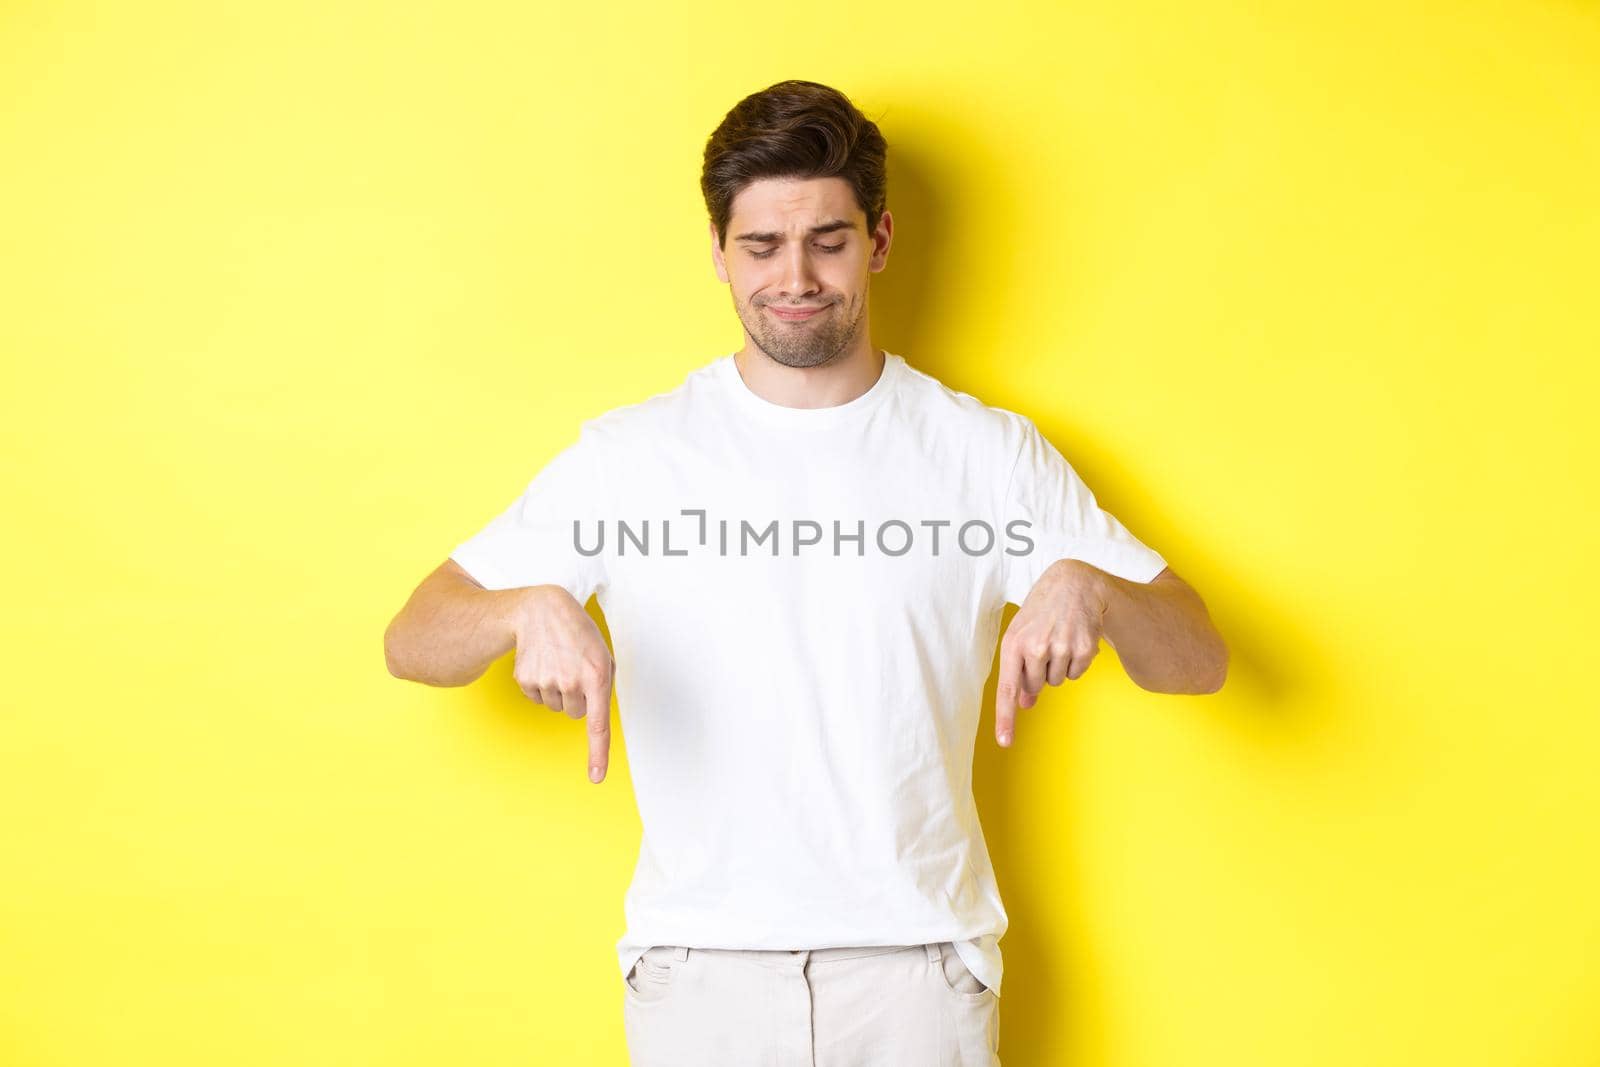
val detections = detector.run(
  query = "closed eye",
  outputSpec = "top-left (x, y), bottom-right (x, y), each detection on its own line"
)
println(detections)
top-left (750, 243), bottom-right (847, 259)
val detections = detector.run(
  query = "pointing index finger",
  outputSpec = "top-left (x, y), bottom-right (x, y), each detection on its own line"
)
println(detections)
top-left (995, 643), bottom-right (1021, 747)
top-left (586, 661), bottom-right (613, 783)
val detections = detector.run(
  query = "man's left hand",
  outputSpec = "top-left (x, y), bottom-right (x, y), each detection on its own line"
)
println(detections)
top-left (994, 559), bottom-right (1106, 747)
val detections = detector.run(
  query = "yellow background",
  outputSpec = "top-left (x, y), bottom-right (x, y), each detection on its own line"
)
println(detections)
top-left (3, 1), bottom-right (1597, 1064)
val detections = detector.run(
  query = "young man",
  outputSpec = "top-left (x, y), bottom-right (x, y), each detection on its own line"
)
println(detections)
top-left (384, 79), bottom-right (1228, 1066)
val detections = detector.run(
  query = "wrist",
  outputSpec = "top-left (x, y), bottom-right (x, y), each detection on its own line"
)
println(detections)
top-left (494, 586), bottom-right (547, 651)
top-left (1050, 557), bottom-right (1113, 626)
top-left (1088, 567), bottom-right (1113, 624)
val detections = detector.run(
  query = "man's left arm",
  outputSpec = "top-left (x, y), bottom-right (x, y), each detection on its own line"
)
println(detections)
top-left (995, 560), bottom-right (1229, 746)
top-left (1094, 563), bottom-right (1228, 695)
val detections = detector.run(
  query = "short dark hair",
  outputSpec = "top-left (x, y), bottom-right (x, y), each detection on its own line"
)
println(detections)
top-left (701, 79), bottom-right (888, 250)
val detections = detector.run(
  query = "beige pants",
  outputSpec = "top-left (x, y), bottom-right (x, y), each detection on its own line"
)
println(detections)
top-left (621, 940), bottom-right (1000, 1066)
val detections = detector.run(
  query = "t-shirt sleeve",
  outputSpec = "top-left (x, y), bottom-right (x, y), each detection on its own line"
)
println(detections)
top-left (448, 425), bottom-right (608, 604)
top-left (999, 416), bottom-right (1167, 606)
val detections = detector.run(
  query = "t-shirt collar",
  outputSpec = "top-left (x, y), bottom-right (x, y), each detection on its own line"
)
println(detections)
top-left (717, 349), bottom-right (904, 426)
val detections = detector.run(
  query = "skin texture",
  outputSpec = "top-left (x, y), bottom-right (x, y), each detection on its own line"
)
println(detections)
top-left (383, 174), bottom-right (1229, 784)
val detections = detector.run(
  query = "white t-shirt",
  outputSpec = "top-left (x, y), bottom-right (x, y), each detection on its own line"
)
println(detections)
top-left (449, 351), bottom-right (1167, 998)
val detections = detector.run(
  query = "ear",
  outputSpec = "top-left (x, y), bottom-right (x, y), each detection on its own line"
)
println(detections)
top-left (710, 221), bottom-right (729, 283)
top-left (868, 209), bottom-right (893, 273)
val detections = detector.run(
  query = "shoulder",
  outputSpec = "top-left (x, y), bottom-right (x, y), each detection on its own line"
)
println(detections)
top-left (576, 355), bottom-right (725, 446)
top-left (893, 356), bottom-right (1038, 455)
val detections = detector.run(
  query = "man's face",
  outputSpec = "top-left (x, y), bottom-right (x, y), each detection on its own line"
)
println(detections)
top-left (711, 176), bottom-right (892, 369)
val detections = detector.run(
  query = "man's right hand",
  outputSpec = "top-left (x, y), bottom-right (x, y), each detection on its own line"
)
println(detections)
top-left (510, 585), bottom-right (616, 784)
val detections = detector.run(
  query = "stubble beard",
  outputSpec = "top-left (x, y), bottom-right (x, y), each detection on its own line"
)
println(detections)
top-left (741, 292), bottom-right (864, 370)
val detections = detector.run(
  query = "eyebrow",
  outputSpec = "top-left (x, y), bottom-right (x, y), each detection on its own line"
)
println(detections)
top-left (732, 219), bottom-right (856, 243)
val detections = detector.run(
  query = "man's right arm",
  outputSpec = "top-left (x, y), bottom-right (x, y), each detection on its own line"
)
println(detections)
top-left (383, 558), bottom-right (541, 687)
top-left (385, 558), bottom-right (616, 783)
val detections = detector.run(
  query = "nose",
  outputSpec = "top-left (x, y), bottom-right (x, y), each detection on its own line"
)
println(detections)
top-left (776, 243), bottom-right (822, 300)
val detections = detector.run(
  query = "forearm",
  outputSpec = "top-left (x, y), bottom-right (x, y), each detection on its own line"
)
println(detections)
top-left (1094, 568), bottom-right (1228, 694)
top-left (384, 572), bottom-right (532, 687)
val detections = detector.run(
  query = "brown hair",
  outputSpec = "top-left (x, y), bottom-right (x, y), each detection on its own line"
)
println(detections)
top-left (701, 79), bottom-right (888, 250)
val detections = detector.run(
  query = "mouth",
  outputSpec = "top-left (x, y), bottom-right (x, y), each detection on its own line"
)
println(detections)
top-left (766, 304), bottom-right (829, 321)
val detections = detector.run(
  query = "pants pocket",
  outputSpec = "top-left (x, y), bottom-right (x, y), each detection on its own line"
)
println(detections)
top-left (623, 945), bottom-right (682, 1003)
top-left (933, 941), bottom-right (994, 1001)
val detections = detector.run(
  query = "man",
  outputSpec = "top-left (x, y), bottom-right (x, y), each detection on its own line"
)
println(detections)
top-left (384, 79), bottom-right (1228, 1066)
